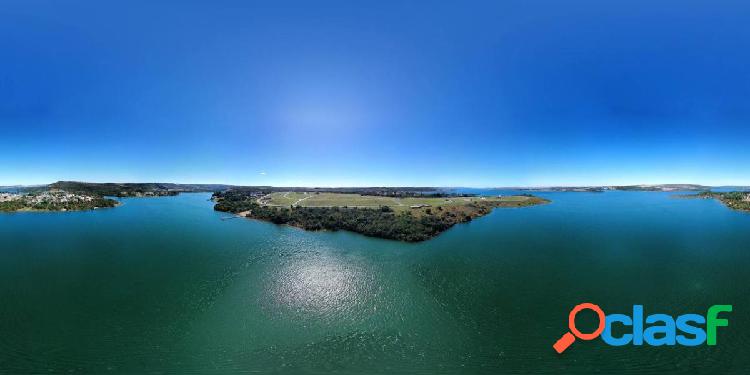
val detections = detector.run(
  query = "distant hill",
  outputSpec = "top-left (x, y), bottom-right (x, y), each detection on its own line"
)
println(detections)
top-left (611, 184), bottom-right (710, 191)
top-left (8, 182), bottom-right (733, 196)
top-left (519, 186), bottom-right (605, 192)
top-left (509, 184), bottom-right (712, 192)
top-left (48, 181), bottom-right (234, 197)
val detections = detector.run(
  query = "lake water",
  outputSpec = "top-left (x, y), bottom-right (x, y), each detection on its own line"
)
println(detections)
top-left (1, 191), bottom-right (748, 374)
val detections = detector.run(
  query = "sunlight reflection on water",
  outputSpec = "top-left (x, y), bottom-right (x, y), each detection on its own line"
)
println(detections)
top-left (269, 251), bottom-right (374, 320)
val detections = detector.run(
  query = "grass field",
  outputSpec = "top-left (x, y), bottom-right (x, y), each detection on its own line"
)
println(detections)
top-left (261, 192), bottom-right (535, 212)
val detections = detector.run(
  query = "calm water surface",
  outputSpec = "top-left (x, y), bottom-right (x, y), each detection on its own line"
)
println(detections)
top-left (1, 192), bottom-right (748, 374)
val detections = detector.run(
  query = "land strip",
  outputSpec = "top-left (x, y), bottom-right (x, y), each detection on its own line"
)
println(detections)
top-left (213, 190), bottom-right (549, 242)
top-left (679, 191), bottom-right (750, 212)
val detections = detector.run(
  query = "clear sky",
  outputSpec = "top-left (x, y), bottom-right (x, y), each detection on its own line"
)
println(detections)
top-left (1, 0), bottom-right (748, 187)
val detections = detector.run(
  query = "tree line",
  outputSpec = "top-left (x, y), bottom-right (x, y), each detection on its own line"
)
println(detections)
top-left (214, 194), bottom-right (470, 242)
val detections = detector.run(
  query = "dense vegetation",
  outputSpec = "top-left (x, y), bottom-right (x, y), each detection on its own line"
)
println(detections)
top-left (0, 200), bottom-right (26, 212)
top-left (0, 195), bottom-right (117, 212)
top-left (697, 191), bottom-right (750, 211)
top-left (49, 181), bottom-right (231, 197)
top-left (214, 191), bottom-right (548, 242)
top-left (219, 202), bottom-right (448, 242)
top-left (28, 196), bottom-right (118, 211)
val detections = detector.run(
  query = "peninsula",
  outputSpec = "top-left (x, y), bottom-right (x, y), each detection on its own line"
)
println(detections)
top-left (0, 181), bottom-right (229, 212)
top-left (46, 181), bottom-right (233, 197)
top-left (684, 191), bottom-right (750, 212)
top-left (213, 189), bottom-right (549, 242)
top-left (0, 191), bottom-right (118, 212)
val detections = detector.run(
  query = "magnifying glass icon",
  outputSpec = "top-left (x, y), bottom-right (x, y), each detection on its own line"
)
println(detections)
top-left (553, 302), bottom-right (605, 354)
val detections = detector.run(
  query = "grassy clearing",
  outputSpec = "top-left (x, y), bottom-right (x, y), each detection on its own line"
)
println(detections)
top-left (266, 192), bottom-right (390, 207)
top-left (263, 192), bottom-right (537, 213)
top-left (266, 192), bottom-right (309, 206)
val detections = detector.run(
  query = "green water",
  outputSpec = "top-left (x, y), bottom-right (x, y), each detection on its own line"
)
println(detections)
top-left (1, 192), bottom-right (748, 374)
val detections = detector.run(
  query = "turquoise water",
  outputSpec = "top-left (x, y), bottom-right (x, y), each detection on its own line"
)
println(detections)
top-left (1, 192), bottom-right (748, 374)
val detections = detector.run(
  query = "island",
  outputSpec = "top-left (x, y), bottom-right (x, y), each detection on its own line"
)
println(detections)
top-left (213, 189), bottom-right (550, 242)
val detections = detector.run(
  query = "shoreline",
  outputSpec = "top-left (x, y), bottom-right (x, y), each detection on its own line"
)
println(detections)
top-left (215, 194), bottom-right (550, 242)
top-left (674, 192), bottom-right (750, 212)
top-left (0, 202), bottom-right (122, 213)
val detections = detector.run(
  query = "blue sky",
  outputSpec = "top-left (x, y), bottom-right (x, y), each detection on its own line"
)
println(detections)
top-left (1, 0), bottom-right (748, 187)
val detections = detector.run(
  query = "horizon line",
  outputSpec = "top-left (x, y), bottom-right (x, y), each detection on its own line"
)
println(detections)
top-left (3, 181), bottom-right (750, 189)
